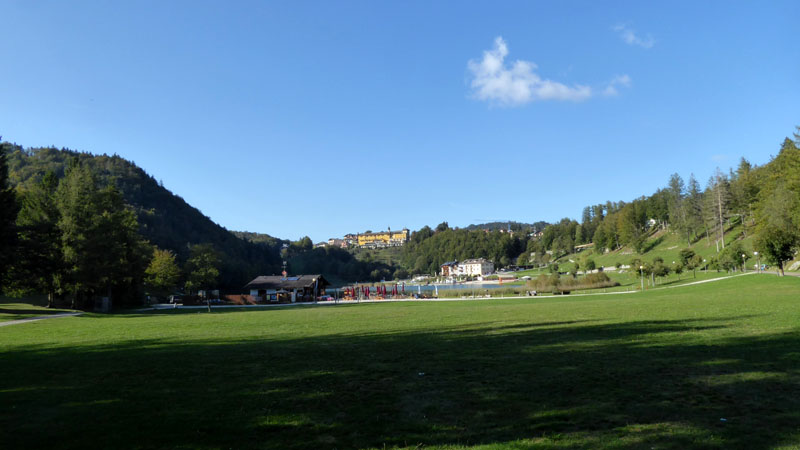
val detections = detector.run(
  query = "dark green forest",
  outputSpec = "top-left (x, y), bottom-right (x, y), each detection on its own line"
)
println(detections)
top-left (535, 132), bottom-right (800, 274)
top-left (3, 144), bottom-right (284, 290)
top-left (0, 144), bottom-right (402, 305)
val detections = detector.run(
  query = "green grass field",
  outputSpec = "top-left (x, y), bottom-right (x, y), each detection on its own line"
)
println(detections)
top-left (2, 275), bottom-right (800, 449)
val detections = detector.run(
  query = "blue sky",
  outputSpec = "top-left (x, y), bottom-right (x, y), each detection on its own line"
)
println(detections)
top-left (1, 1), bottom-right (798, 242)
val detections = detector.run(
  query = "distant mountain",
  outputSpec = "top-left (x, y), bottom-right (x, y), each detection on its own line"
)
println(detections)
top-left (463, 221), bottom-right (548, 233)
top-left (231, 230), bottom-right (288, 248)
top-left (3, 144), bottom-right (283, 289)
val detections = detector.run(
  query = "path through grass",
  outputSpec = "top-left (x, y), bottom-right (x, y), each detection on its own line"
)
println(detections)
top-left (0, 302), bottom-right (76, 323)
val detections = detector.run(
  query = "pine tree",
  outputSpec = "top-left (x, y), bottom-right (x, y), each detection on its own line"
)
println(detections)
top-left (56, 160), bottom-right (100, 307)
top-left (667, 173), bottom-right (689, 245)
top-left (55, 160), bottom-right (150, 308)
top-left (685, 174), bottom-right (704, 246)
top-left (753, 137), bottom-right (800, 275)
top-left (0, 143), bottom-right (20, 289)
top-left (9, 172), bottom-right (63, 305)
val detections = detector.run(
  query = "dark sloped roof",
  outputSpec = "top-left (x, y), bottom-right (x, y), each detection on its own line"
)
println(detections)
top-left (244, 275), bottom-right (329, 290)
top-left (462, 258), bottom-right (491, 264)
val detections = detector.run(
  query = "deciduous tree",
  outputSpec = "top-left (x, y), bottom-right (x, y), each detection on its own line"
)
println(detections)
top-left (185, 243), bottom-right (221, 311)
top-left (145, 248), bottom-right (182, 300)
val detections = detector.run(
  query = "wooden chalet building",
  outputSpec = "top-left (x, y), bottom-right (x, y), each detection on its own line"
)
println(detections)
top-left (244, 275), bottom-right (330, 303)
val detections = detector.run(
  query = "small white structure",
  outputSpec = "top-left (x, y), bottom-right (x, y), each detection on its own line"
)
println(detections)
top-left (457, 258), bottom-right (494, 276)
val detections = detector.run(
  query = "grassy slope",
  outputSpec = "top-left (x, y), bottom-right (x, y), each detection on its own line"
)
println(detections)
top-left (350, 245), bottom-right (404, 266)
top-left (517, 223), bottom-right (759, 280)
top-left (1, 275), bottom-right (800, 449)
top-left (490, 271), bottom-right (736, 296)
top-left (575, 225), bottom-right (756, 271)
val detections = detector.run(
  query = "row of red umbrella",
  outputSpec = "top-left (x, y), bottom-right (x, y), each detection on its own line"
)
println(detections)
top-left (344, 283), bottom-right (405, 298)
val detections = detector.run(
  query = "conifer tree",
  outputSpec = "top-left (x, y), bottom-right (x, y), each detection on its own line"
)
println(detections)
top-left (9, 172), bottom-right (63, 305)
top-left (0, 143), bottom-right (19, 289)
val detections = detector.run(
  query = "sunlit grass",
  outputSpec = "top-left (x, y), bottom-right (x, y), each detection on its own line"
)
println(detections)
top-left (1, 275), bottom-right (799, 449)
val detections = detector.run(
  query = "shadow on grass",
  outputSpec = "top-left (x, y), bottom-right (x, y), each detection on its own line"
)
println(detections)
top-left (2, 316), bottom-right (799, 449)
top-left (0, 307), bottom-right (76, 322)
top-left (638, 235), bottom-right (665, 254)
top-left (0, 308), bottom-right (69, 316)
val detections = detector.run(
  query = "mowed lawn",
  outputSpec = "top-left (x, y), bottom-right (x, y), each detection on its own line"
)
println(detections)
top-left (2, 276), bottom-right (800, 449)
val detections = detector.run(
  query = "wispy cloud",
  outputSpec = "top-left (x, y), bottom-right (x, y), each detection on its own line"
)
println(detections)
top-left (467, 37), bottom-right (592, 106)
top-left (612, 24), bottom-right (654, 49)
top-left (603, 74), bottom-right (632, 96)
top-left (711, 154), bottom-right (728, 162)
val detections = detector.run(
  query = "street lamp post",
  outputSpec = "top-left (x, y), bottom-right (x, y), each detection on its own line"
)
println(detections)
top-left (703, 259), bottom-right (707, 274)
top-left (742, 254), bottom-right (746, 273)
top-left (754, 251), bottom-right (760, 273)
top-left (640, 265), bottom-right (644, 291)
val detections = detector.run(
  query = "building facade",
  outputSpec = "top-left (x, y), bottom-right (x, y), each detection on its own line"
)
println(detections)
top-left (245, 275), bottom-right (330, 303)
top-left (440, 261), bottom-right (458, 277)
top-left (327, 238), bottom-right (347, 248)
top-left (356, 228), bottom-right (409, 248)
top-left (457, 258), bottom-right (494, 276)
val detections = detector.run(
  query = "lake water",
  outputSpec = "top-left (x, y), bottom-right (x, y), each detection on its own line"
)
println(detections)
top-left (332, 282), bottom-right (519, 294)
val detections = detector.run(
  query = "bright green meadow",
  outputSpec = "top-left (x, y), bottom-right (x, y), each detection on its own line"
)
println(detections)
top-left (2, 275), bottom-right (800, 449)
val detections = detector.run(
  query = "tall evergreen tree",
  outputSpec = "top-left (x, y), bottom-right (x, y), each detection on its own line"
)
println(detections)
top-left (56, 160), bottom-right (101, 307)
top-left (685, 174), bottom-right (704, 246)
top-left (754, 137), bottom-right (800, 276)
top-left (0, 143), bottom-right (19, 289)
top-left (55, 160), bottom-right (150, 308)
top-left (667, 173), bottom-right (689, 245)
top-left (8, 172), bottom-right (63, 305)
top-left (93, 185), bottom-right (152, 305)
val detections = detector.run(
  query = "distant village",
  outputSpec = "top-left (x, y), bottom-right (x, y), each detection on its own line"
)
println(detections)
top-left (320, 225), bottom-right (536, 250)
top-left (321, 228), bottom-right (411, 249)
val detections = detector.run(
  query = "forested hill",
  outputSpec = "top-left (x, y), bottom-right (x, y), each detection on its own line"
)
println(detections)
top-left (3, 144), bottom-right (283, 289)
top-left (463, 221), bottom-right (548, 233)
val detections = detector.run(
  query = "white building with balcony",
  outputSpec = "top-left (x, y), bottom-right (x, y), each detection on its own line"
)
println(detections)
top-left (457, 258), bottom-right (494, 276)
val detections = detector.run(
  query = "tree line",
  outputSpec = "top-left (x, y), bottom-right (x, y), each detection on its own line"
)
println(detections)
top-left (0, 151), bottom-right (229, 308)
top-left (399, 222), bottom-right (532, 275)
top-left (3, 144), bottom-right (285, 291)
top-left (287, 125), bottom-right (800, 279)
top-left (2, 127), bottom-right (798, 309)
top-left (529, 129), bottom-right (800, 275)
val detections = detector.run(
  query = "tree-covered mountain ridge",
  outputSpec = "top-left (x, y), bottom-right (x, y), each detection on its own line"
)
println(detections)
top-left (3, 144), bottom-right (284, 288)
top-left (3, 144), bottom-right (398, 287)
top-left (525, 131), bottom-right (800, 275)
top-left (4, 126), bottom-right (799, 291)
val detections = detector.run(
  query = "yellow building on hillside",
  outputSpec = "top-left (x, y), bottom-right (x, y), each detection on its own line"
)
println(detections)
top-left (356, 228), bottom-right (409, 248)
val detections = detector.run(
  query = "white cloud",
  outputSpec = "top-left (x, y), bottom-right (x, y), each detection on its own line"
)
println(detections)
top-left (711, 154), bottom-right (728, 162)
top-left (612, 24), bottom-right (654, 49)
top-left (603, 74), bottom-right (632, 96)
top-left (467, 37), bottom-right (593, 106)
